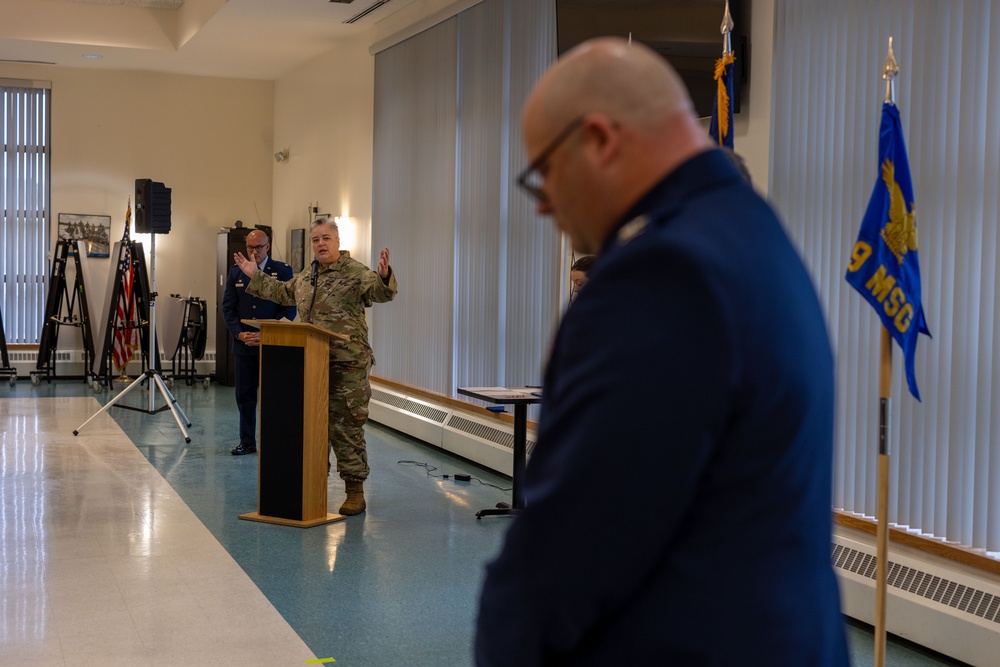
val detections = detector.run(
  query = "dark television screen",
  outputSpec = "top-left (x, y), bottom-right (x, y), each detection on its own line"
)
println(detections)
top-left (555, 0), bottom-right (748, 119)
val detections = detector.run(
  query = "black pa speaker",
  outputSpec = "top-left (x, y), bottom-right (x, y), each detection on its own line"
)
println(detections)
top-left (135, 179), bottom-right (172, 234)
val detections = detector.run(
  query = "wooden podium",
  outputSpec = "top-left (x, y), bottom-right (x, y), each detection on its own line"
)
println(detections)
top-left (239, 320), bottom-right (349, 528)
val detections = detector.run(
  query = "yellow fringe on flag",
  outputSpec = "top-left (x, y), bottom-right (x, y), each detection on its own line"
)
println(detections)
top-left (713, 52), bottom-right (736, 144)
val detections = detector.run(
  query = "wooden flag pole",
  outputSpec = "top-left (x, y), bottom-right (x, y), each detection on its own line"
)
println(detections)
top-left (873, 38), bottom-right (898, 667)
top-left (875, 325), bottom-right (892, 667)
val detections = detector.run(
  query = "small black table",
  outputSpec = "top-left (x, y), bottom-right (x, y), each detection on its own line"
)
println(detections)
top-left (457, 386), bottom-right (541, 518)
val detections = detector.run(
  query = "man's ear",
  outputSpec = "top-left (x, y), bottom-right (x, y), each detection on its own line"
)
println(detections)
top-left (582, 114), bottom-right (621, 167)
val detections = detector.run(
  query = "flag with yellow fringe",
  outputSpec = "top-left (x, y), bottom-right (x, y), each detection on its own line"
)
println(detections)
top-left (709, 50), bottom-right (735, 148)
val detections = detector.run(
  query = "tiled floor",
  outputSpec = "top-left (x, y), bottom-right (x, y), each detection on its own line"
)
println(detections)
top-left (0, 394), bottom-right (318, 666)
top-left (0, 378), bottom-right (969, 666)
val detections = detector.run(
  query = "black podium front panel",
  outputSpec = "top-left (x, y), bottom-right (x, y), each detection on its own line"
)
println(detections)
top-left (259, 345), bottom-right (305, 520)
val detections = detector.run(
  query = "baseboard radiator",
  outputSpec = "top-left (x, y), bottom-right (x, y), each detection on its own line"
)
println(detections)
top-left (369, 382), bottom-right (535, 477)
top-left (5, 349), bottom-right (217, 378)
top-left (833, 526), bottom-right (1000, 666)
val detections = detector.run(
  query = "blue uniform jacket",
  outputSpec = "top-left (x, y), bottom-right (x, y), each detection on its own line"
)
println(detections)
top-left (476, 149), bottom-right (849, 667)
top-left (222, 258), bottom-right (295, 356)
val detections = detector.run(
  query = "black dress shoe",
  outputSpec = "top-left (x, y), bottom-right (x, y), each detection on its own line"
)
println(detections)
top-left (231, 443), bottom-right (257, 456)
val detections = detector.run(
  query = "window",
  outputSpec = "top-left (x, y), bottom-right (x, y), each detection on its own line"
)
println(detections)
top-left (1, 79), bottom-right (50, 344)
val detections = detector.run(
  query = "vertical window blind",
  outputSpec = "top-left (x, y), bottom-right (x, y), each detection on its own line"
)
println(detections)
top-left (371, 0), bottom-right (561, 405)
top-left (770, 1), bottom-right (1000, 554)
top-left (1, 80), bottom-right (50, 345)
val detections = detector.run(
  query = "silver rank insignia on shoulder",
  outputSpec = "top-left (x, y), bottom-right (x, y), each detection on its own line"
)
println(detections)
top-left (616, 214), bottom-right (649, 246)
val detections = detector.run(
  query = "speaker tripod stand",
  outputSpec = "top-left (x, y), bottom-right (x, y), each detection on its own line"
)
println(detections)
top-left (74, 232), bottom-right (192, 442)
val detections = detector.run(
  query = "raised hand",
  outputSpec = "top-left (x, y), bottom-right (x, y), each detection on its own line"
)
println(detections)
top-left (378, 247), bottom-right (391, 279)
top-left (233, 251), bottom-right (257, 278)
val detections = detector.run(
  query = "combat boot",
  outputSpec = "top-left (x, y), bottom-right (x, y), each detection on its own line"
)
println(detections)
top-left (340, 479), bottom-right (366, 515)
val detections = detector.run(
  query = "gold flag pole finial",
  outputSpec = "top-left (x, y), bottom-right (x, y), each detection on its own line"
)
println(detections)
top-left (883, 36), bottom-right (899, 105)
top-left (720, 0), bottom-right (734, 55)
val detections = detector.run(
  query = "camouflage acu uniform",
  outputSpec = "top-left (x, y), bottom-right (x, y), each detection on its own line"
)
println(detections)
top-left (247, 250), bottom-right (397, 481)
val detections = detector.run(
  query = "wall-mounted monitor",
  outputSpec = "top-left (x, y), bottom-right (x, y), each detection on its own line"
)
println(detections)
top-left (556, 0), bottom-right (748, 119)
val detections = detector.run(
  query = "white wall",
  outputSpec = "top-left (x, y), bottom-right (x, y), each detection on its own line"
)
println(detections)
top-left (269, 0), bottom-right (481, 269)
top-left (738, 0), bottom-right (774, 194)
top-left (271, 35), bottom-right (376, 268)
top-left (0, 63), bottom-right (274, 352)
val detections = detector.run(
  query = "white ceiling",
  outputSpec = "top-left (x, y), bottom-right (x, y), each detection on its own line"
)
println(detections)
top-left (0, 0), bottom-right (414, 80)
top-left (71, 0), bottom-right (186, 8)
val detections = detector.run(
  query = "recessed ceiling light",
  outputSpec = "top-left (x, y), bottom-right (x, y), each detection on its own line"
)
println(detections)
top-left (82, 54), bottom-right (103, 59)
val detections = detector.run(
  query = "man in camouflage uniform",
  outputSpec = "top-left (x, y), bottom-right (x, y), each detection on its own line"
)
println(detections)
top-left (233, 218), bottom-right (397, 515)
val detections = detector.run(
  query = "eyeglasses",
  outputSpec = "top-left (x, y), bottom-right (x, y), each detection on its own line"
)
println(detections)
top-left (516, 115), bottom-right (585, 203)
top-left (246, 244), bottom-right (267, 251)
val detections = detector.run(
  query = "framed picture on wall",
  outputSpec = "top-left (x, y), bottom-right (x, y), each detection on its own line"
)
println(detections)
top-left (290, 228), bottom-right (305, 274)
top-left (57, 213), bottom-right (111, 257)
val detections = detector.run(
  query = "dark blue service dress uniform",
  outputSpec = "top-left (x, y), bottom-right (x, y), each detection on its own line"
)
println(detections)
top-left (476, 150), bottom-right (849, 666)
top-left (222, 258), bottom-right (295, 450)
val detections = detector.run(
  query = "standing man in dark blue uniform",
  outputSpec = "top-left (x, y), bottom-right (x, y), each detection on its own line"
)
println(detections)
top-left (222, 228), bottom-right (295, 455)
top-left (475, 38), bottom-right (849, 666)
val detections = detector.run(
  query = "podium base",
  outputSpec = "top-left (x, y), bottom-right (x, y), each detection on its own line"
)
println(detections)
top-left (238, 511), bottom-right (346, 528)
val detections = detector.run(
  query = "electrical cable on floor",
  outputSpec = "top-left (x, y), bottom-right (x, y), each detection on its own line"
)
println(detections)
top-left (397, 459), bottom-right (512, 493)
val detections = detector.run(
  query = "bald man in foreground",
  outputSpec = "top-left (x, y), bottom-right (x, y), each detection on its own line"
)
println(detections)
top-left (475, 38), bottom-right (849, 666)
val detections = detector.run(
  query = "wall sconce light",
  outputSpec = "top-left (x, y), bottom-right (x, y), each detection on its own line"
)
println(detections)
top-left (334, 215), bottom-right (357, 257)
top-left (274, 148), bottom-right (290, 163)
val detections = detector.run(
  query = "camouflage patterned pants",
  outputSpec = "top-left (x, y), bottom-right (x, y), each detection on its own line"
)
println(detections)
top-left (328, 359), bottom-right (371, 481)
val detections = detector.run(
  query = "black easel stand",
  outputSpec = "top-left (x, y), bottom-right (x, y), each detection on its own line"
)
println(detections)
top-left (0, 304), bottom-right (17, 386)
top-left (31, 239), bottom-right (97, 386)
top-left (74, 232), bottom-right (192, 442)
top-left (169, 296), bottom-right (210, 389)
top-left (92, 239), bottom-right (157, 390)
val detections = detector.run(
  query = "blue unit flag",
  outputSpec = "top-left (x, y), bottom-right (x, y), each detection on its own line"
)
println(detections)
top-left (708, 51), bottom-right (735, 148)
top-left (846, 102), bottom-right (931, 400)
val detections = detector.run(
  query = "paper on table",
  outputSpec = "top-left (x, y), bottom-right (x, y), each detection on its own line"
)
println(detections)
top-left (240, 317), bottom-right (292, 328)
top-left (461, 387), bottom-right (540, 400)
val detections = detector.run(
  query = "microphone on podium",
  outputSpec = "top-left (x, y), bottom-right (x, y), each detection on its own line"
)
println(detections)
top-left (306, 259), bottom-right (320, 322)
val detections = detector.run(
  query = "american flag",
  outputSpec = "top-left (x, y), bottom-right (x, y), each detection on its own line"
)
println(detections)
top-left (112, 201), bottom-right (139, 372)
